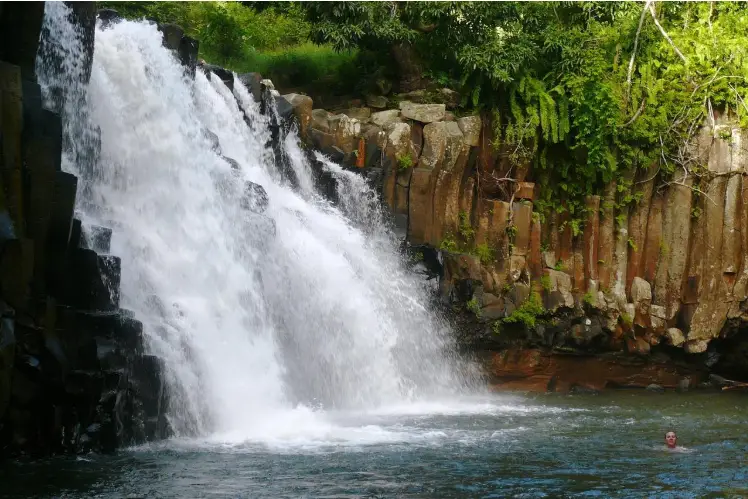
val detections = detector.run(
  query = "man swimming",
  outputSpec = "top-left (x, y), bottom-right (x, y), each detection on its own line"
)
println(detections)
top-left (665, 431), bottom-right (677, 449)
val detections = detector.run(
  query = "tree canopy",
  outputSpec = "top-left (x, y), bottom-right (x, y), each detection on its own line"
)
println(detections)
top-left (301, 1), bottom-right (748, 223)
top-left (103, 1), bottom-right (748, 226)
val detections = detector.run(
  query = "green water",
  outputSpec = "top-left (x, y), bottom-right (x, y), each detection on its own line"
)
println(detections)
top-left (3, 392), bottom-right (747, 498)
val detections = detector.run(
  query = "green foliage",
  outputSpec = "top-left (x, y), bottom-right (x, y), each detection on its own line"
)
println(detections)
top-left (540, 275), bottom-right (552, 291)
top-left (301, 2), bottom-right (748, 232)
top-left (503, 292), bottom-right (545, 328)
top-left (100, 2), bottom-right (360, 92)
top-left (492, 320), bottom-right (502, 335)
top-left (458, 211), bottom-right (475, 241)
top-left (439, 233), bottom-right (459, 253)
top-left (475, 243), bottom-right (494, 265)
top-left (582, 292), bottom-right (596, 307)
top-left (466, 298), bottom-right (482, 317)
top-left (621, 312), bottom-right (633, 327)
top-left (397, 153), bottom-right (413, 170)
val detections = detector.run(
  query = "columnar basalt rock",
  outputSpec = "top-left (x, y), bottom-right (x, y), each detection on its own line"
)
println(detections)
top-left (294, 85), bottom-right (748, 389)
top-left (0, 4), bottom-right (168, 458)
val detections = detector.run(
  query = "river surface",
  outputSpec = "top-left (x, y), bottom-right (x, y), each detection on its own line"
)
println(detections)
top-left (4, 392), bottom-right (747, 498)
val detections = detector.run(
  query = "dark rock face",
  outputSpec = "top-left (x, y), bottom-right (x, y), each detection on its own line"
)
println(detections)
top-left (237, 72), bottom-right (262, 102)
top-left (199, 62), bottom-right (233, 91)
top-left (0, 2), bottom-right (168, 458)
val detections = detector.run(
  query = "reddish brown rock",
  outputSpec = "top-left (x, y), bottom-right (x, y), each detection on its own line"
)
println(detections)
top-left (475, 199), bottom-right (509, 249)
top-left (356, 138), bottom-right (365, 168)
top-left (487, 348), bottom-right (703, 392)
top-left (642, 193), bottom-right (663, 284)
top-left (516, 182), bottom-right (535, 201)
top-left (688, 175), bottom-right (730, 341)
top-left (528, 217), bottom-right (543, 280)
top-left (626, 165), bottom-right (657, 297)
top-left (722, 173), bottom-right (742, 276)
top-left (557, 210), bottom-right (573, 272)
top-left (572, 235), bottom-right (585, 292)
top-left (407, 168), bottom-right (435, 244)
top-left (440, 252), bottom-right (483, 297)
top-left (583, 195), bottom-right (600, 284)
top-left (394, 169), bottom-right (412, 215)
top-left (459, 176), bottom-right (475, 218)
top-left (597, 182), bottom-right (616, 291)
top-left (281, 93), bottom-right (313, 139)
top-left (511, 201), bottom-right (533, 256)
top-left (730, 167), bottom-right (748, 312)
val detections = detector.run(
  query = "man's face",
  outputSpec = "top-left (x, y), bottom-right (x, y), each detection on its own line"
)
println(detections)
top-left (665, 432), bottom-right (677, 448)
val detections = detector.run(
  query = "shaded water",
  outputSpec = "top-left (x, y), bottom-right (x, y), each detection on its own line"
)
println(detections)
top-left (4, 392), bottom-right (747, 498)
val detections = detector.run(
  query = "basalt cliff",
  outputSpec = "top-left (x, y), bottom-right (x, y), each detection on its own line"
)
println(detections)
top-left (275, 86), bottom-right (748, 393)
top-left (2, 2), bottom-right (747, 461)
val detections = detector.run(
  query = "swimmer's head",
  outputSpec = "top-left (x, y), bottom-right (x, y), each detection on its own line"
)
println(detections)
top-left (665, 431), bottom-right (677, 448)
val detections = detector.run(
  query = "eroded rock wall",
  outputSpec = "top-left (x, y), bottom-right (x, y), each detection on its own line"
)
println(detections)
top-left (288, 93), bottom-right (748, 390)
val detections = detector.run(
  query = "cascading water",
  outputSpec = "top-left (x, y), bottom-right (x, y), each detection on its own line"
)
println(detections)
top-left (36, 4), bottom-right (480, 443)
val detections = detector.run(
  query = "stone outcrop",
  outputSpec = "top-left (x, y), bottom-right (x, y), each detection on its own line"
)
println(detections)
top-left (0, 4), bottom-right (168, 458)
top-left (290, 76), bottom-right (748, 391)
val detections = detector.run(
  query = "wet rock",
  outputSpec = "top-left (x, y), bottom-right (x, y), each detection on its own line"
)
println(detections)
top-left (81, 225), bottom-right (112, 254)
top-left (204, 129), bottom-right (221, 153)
top-left (281, 93), bottom-right (313, 138)
top-left (157, 23), bottom-right (184, 51)
top-left (646, 383), bottom-right (665, 393)
top-left (399, 101), bottom-right (446, 123)
top-left (240, 181), bottom-right (269, 214)
top-left (97, 9), bottom-right (122, 28)
top-left (178, 36), bottom-right (199, 78)
top-left (677, 377), bottom-right (691, 392)
top-left (200, 63), bottom-right (233, 90)
top-left (569, 384), bottom-right (600, 395)
top-left (237, 72), bottom-right (262, 102)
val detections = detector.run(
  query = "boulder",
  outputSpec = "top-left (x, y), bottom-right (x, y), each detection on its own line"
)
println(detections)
top-left (97, 9), bottom-right (122, 28)
top-left (281, 93), bottom-right (313, 138)
top-left (366, 95), bottom-right (388, 109)
top-left (399, 101), bottom-right (446, 123)
top-left (311, 109), bottom-right (333, 133)
top-left (157, 23), bottom-right (183, 51)
top-left (420, 121), bottom-right (465, 171)
top-left (439, 88), bottom-right (461, 109)
top-left (383, 121), bottom-right (411, 160)
top-left (456, 115), bottom-right (481, 147)
top-left (344, 107), bottom-right (371, 121)
top-left (665, 327), bottom-right (685, 347)
top-left (543, 269), bottom-right (574, 310)
top-left (370, 109), bottom-right (401, 128)
top-left (329, 114), bottom-right (361, 154)
top-left (685, 340), bottom-right (708, 354)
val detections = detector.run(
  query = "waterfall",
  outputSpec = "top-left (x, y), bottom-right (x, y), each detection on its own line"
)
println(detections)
top-left (36, 4), bottom-right (478, 442)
